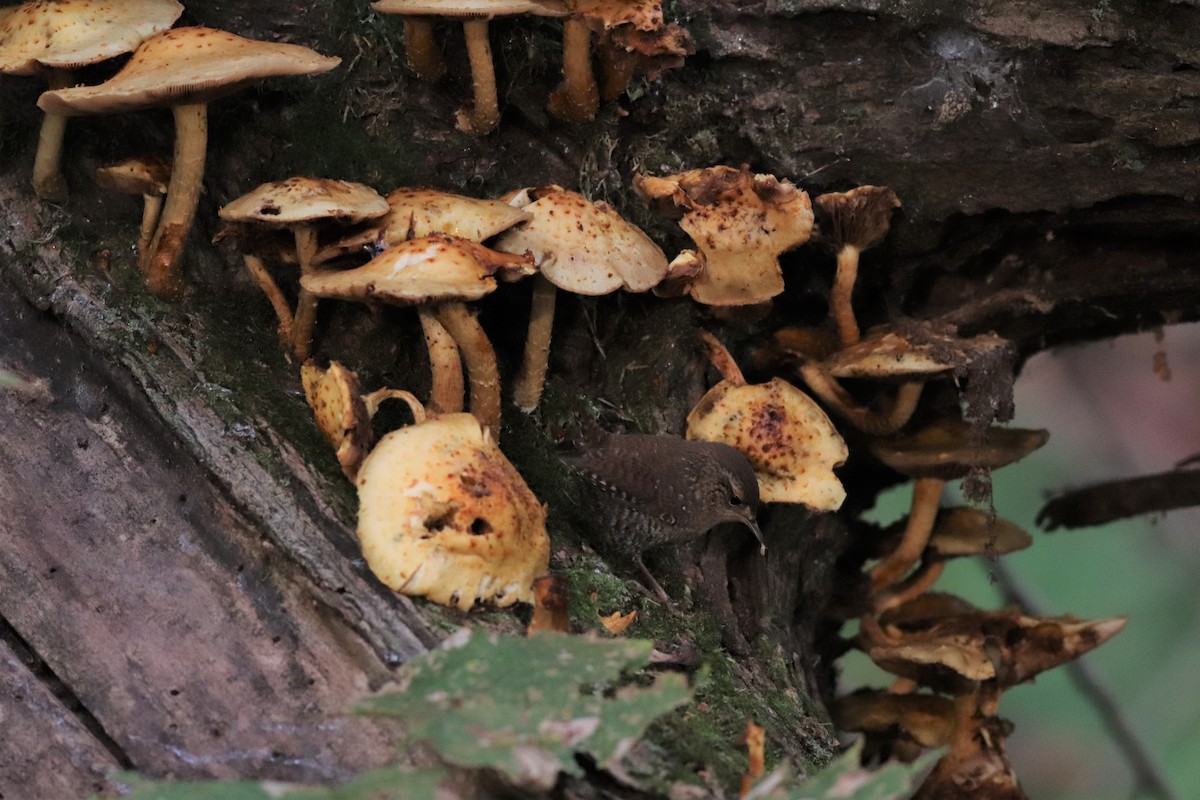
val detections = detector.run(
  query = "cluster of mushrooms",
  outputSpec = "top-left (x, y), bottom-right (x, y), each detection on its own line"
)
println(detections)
top-left (4, 2), bottom-right (1127, 797)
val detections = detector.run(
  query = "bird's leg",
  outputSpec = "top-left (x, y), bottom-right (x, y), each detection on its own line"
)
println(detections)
top-left (633, 554), bottom-right (682, 617)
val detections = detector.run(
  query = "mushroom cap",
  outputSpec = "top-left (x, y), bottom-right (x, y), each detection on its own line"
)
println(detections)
top-left (570, 0), bottom-right (663, 30)
top-left (813, 185), bottom-right (901, 253)
top-left (301, 233), bottom-right (534, 305)
top-left (494, 185), bottom-right (668, 296)
top-left (634, 166), bottom-right (814, 306)
top-left (219, 177), bottom-right (389, 227)
top-left (0, 0), bottom-right (183, 76)
top-left (355, 412), bottom-right (550, 610)
top-left (870, 419), bottom-right (1049, 480)
top-left (824, 329), bottom-right (1010, 381)
top-left (95, 155), bottom-right (171, 196)
top-left (300, 360), bottom-right (373, 480)
top-left (831, 689), bottom-right (956, 750)
top-left (318, 188), bottom-right (532, 261)
top-left (686, 377), bottom-right (848, 509)
top-left (37, 27), bottom-right (341, 116)
top-left (372, 0), bottom-right (568, 18)
top-left (926, 507), bottom-right (1032, 558)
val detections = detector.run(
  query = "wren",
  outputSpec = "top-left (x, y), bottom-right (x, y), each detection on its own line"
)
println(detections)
top-left (562, 433), bottom-right (764, 604)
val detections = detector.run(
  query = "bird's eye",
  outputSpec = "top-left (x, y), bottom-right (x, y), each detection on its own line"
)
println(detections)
top-left (729, 494), bottom-right (744, 507)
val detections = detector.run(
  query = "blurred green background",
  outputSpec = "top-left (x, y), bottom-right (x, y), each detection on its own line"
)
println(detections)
top-left (842, 323), bottom-right (1200, 799)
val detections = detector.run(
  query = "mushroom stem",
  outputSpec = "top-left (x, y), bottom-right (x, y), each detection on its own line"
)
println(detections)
top-left (548, 17), bottom-right (599, 123)
top-left (32, 69), bottom-right (73, 203)
top-left (435, 301), bottom-right (501, 437)
top-left (138, 194), bottom-right (165, 257)
top-left (599, 41), bottom-right (637, 102)
top-left (831, 245), bottom-right (862, 346)
top-left (513, 274), bottom-right (558, 412)
top-left (873, 559), bottom-right (946, 613)
top-left (403, 18), bottom-right (446, 81)
top-left (799, 362), bottom-right (922, 436)
top-left (870, 476), bottom-right (945, 593)
top-left (143, 101), bottom-right (208, 300)
top-left (290, 224), bottom-right (321, 360)
top-left (242, 254), bottom-right (295, 345)
top-left (419, 307), bottom-right (465, 415)
top-left (364, 388), bottom-right (427, 424)
top-left (699, 330), bottom-right (747, 386)
top-left (455, 19), bottom-right (499, 135)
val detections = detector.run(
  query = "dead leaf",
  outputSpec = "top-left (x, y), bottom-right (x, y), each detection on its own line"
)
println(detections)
top-left (599, 609), bottom-right (637, 635)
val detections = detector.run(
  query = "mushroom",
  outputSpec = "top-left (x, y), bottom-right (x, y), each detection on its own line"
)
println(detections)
top-left (492, 185), bottom-right (669, 411)
top-left (301, 233), bottom-right (534, 435)
top-left (301, 360), bottom-right (421, 480)
top-left (0, 0), bottom-right (182, 202)
top-left (218, 177), bottom-right (390, 360)
top-left (867, 419), bottom-right (1048, 593)
top-left (831, 688), bottom-right (957, 764)
top-left (686, 331), bottom-right (848, 509)
top-left (633, 166), bottom-right (814, 306)
top-left (812, 186), bottom-right (901, 346)
top-left (372, 0), bottom-right (569, 135)
top-left (95, 156), bottom-right (171, 258)
top-left (593, 22), bottom-right (693, 103)
top-left (38, 27), bottom-right (341, 299)
top-left (313, 187), bottom-right (532, 264)
top-left (355, 410), bottom-right (550, 610)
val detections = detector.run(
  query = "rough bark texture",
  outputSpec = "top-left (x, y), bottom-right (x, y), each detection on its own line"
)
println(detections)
top-left (1, 0), bottom-right (1198, 796)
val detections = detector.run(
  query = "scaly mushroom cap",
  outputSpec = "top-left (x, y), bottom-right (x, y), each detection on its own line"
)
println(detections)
top-left (355, 413), bottom-right (550, 610)
top-left (300, 360), bottom-right (373, 480)
top-left (219, 177), bottom-right (389, 227)
top-left (372, 0), bottom-right (568, 17)
top-left (686, 377), bottom-right (848, 509)
top-left (870, 419), bottom-right (1049, 481)
top-left (570, 0), bottom-right (663, 30)
top-left (494, 185), bottom-right (668, 295)
top-left (318, 188), bottom-right (532, 262)
top-left (95, 156), bottom-right (171, 196)
top-left (824, 329), bottom-right (1009, 381)
top-left (813, 185), bottom-right (901, 253)
top-left (302, 233), bottom-right (534, 305)
top-left (37, 27), bottom-right (341, 116)
top-left (0, 0), bottom-right (183, 76)
top-left (634, 166), bottom-right (814, 306)
top-left (926, 507), bottom-right (1032, 558)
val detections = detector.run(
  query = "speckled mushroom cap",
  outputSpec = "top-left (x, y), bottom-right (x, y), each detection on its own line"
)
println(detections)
top-left (0, 0), bottom-right (182, 76)
top-left (301, 233), bottom-right (534, 305)
top-left (686, 377), bottom-right (848, 509)
top-left (493, 185), bottom-right (668, 296)
top-left (95, 156), bottom-right (171, 196)
top-left (37, 27), bottom-right (341, 115)
top-left (870, 419), bottom-right (1049, 481)
top-left (634, 166), bottom-right (814, 306)
top-left (219, 177), bottom-right (389, 227)
top-left (570, 0), bottom-right (663, 30)
top-left (300, 360), bottom-right (373, 480)
top-left (372, 0), bottom-right (568, 17)
top-left (319, 188), bottom-right (532, 261)
top-left (355, 412), bottom-right (550, 610)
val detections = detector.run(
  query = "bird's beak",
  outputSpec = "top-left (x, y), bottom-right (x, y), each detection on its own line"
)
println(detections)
top-left (744, 514), bottom-right (766, 556)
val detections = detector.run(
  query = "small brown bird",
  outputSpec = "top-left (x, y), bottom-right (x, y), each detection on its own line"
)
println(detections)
top-left (563, 433), bottom-right (764, 603)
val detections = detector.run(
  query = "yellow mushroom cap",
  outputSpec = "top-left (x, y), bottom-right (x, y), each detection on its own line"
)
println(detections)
top-left (634, 166), bottom-right (814, 306)
top-left (494, 186), bottom-right (669, 296)
top-left (95, 156), bottom-right (171, 196)
top-left (301, 360), bottom-right (373, 480)
top-left (219, 177), bottom-right (389, 227)
top-left (0, 0), bottom-right (183, 76)
top-left (570, 0), bottom-right (663, 30)
top-left (355, 413), bottom-right (550, 610)
top-left (302, 233), bottom-right (534, 305)
top-left (372, 0), bottom-right (568, 17)
top-left (686, 377), bottom-right (848, 509)
top-left (37, 27), bottom-right (341, 116)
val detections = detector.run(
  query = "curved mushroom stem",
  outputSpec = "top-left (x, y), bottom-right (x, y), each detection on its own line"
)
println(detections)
top-left (870, 476), bottom-right (945, 593)
top-left (699, 330), bottom-right (747, 386)
top-left (242, 254), bottom-right (295, 345)
top-left (138, 194), bottom-right (165, 257)
top-left (32, 69), bottom-right (73, 203)
top-left (143, 101), bottom-right (208, 300)
top-left (799, 362), bottom-right (924, 436)
top-left (513, 274), bottom-right (558, 412)
top-left (403, 18), bottom-right (446, 81)
top-left (831, 244), bottom-right (862, 346)
top-left (873, 559), bottom-right (946, 613)
top-left (364, 388), bottom-right (427, 424)
top-left (435, 301), bottom-right (501, 437)
top-left (455, 19), bottom-right (499, 135)
top-left (290, 225), bottom-right (320, 360)
top-left (419, 307), bottom-right (465, 415)
top-left (548, 17), bottom-right (599, 124)
top-left (599, 39), bottom-right (638, 102)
